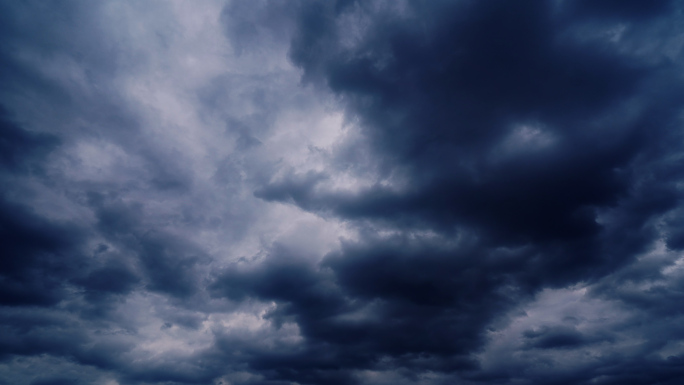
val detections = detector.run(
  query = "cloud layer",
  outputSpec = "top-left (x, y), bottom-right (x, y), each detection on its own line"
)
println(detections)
top-left (2, 1), bottom-right (684, 384)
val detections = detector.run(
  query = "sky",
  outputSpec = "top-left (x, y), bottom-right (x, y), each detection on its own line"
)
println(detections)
top-left (2, 1), bottom-right (684, 384)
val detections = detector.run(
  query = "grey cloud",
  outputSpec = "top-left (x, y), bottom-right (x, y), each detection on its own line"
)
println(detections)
top-left (3, 0), bottom-right (684, 384)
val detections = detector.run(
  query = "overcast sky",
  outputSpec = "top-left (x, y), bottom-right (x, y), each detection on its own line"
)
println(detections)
top-left (2, 1), bottom-right (684, 384)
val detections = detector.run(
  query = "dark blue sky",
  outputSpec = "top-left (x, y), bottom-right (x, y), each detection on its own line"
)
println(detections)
top-left (2, 1), bottom-right (684, 384)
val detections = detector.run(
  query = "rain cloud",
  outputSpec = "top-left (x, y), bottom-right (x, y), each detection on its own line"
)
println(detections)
top-left (2, 1), bottom-right (684, 384)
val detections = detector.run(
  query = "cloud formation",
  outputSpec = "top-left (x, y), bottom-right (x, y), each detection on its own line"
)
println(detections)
top-left (2, 1), bottom-right (684, 384)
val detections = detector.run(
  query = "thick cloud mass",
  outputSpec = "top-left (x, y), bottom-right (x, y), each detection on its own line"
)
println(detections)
top-left (2, 1), bottom-right (684, 384)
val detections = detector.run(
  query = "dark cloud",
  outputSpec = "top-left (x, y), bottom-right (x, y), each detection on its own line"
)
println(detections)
top-left (0, 107), bottom-right (60, 174)
top-left (30, 379), bottom-right (82, 385)
top-left (0, 109), bottom-right (82, 307)
top-left (251, 0), bottom-right (684, 383)
top-left (2, 0), bottom-right (684, 384)
top-left (209, 237), bottom-right (521, 383)
top-left (73, 261), bottom-right (140, 301)
top-left (521, 325), bottom-right (615, 350)
top-left (86, 192), bottom-right (209, 299)
top-left (279, 0), bottom-right (682, 247)
top-left (568, 0), bottom-right (674, 20)
top-left (0, 197), bottom-right (81, 306)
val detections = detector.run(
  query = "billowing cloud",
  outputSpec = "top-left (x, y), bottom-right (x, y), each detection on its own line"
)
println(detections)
top-left (2, 1), bottom-right (684, 384)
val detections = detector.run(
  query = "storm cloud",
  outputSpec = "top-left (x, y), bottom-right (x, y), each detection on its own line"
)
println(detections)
top-left (2, 1), bottom-right (684, 384)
